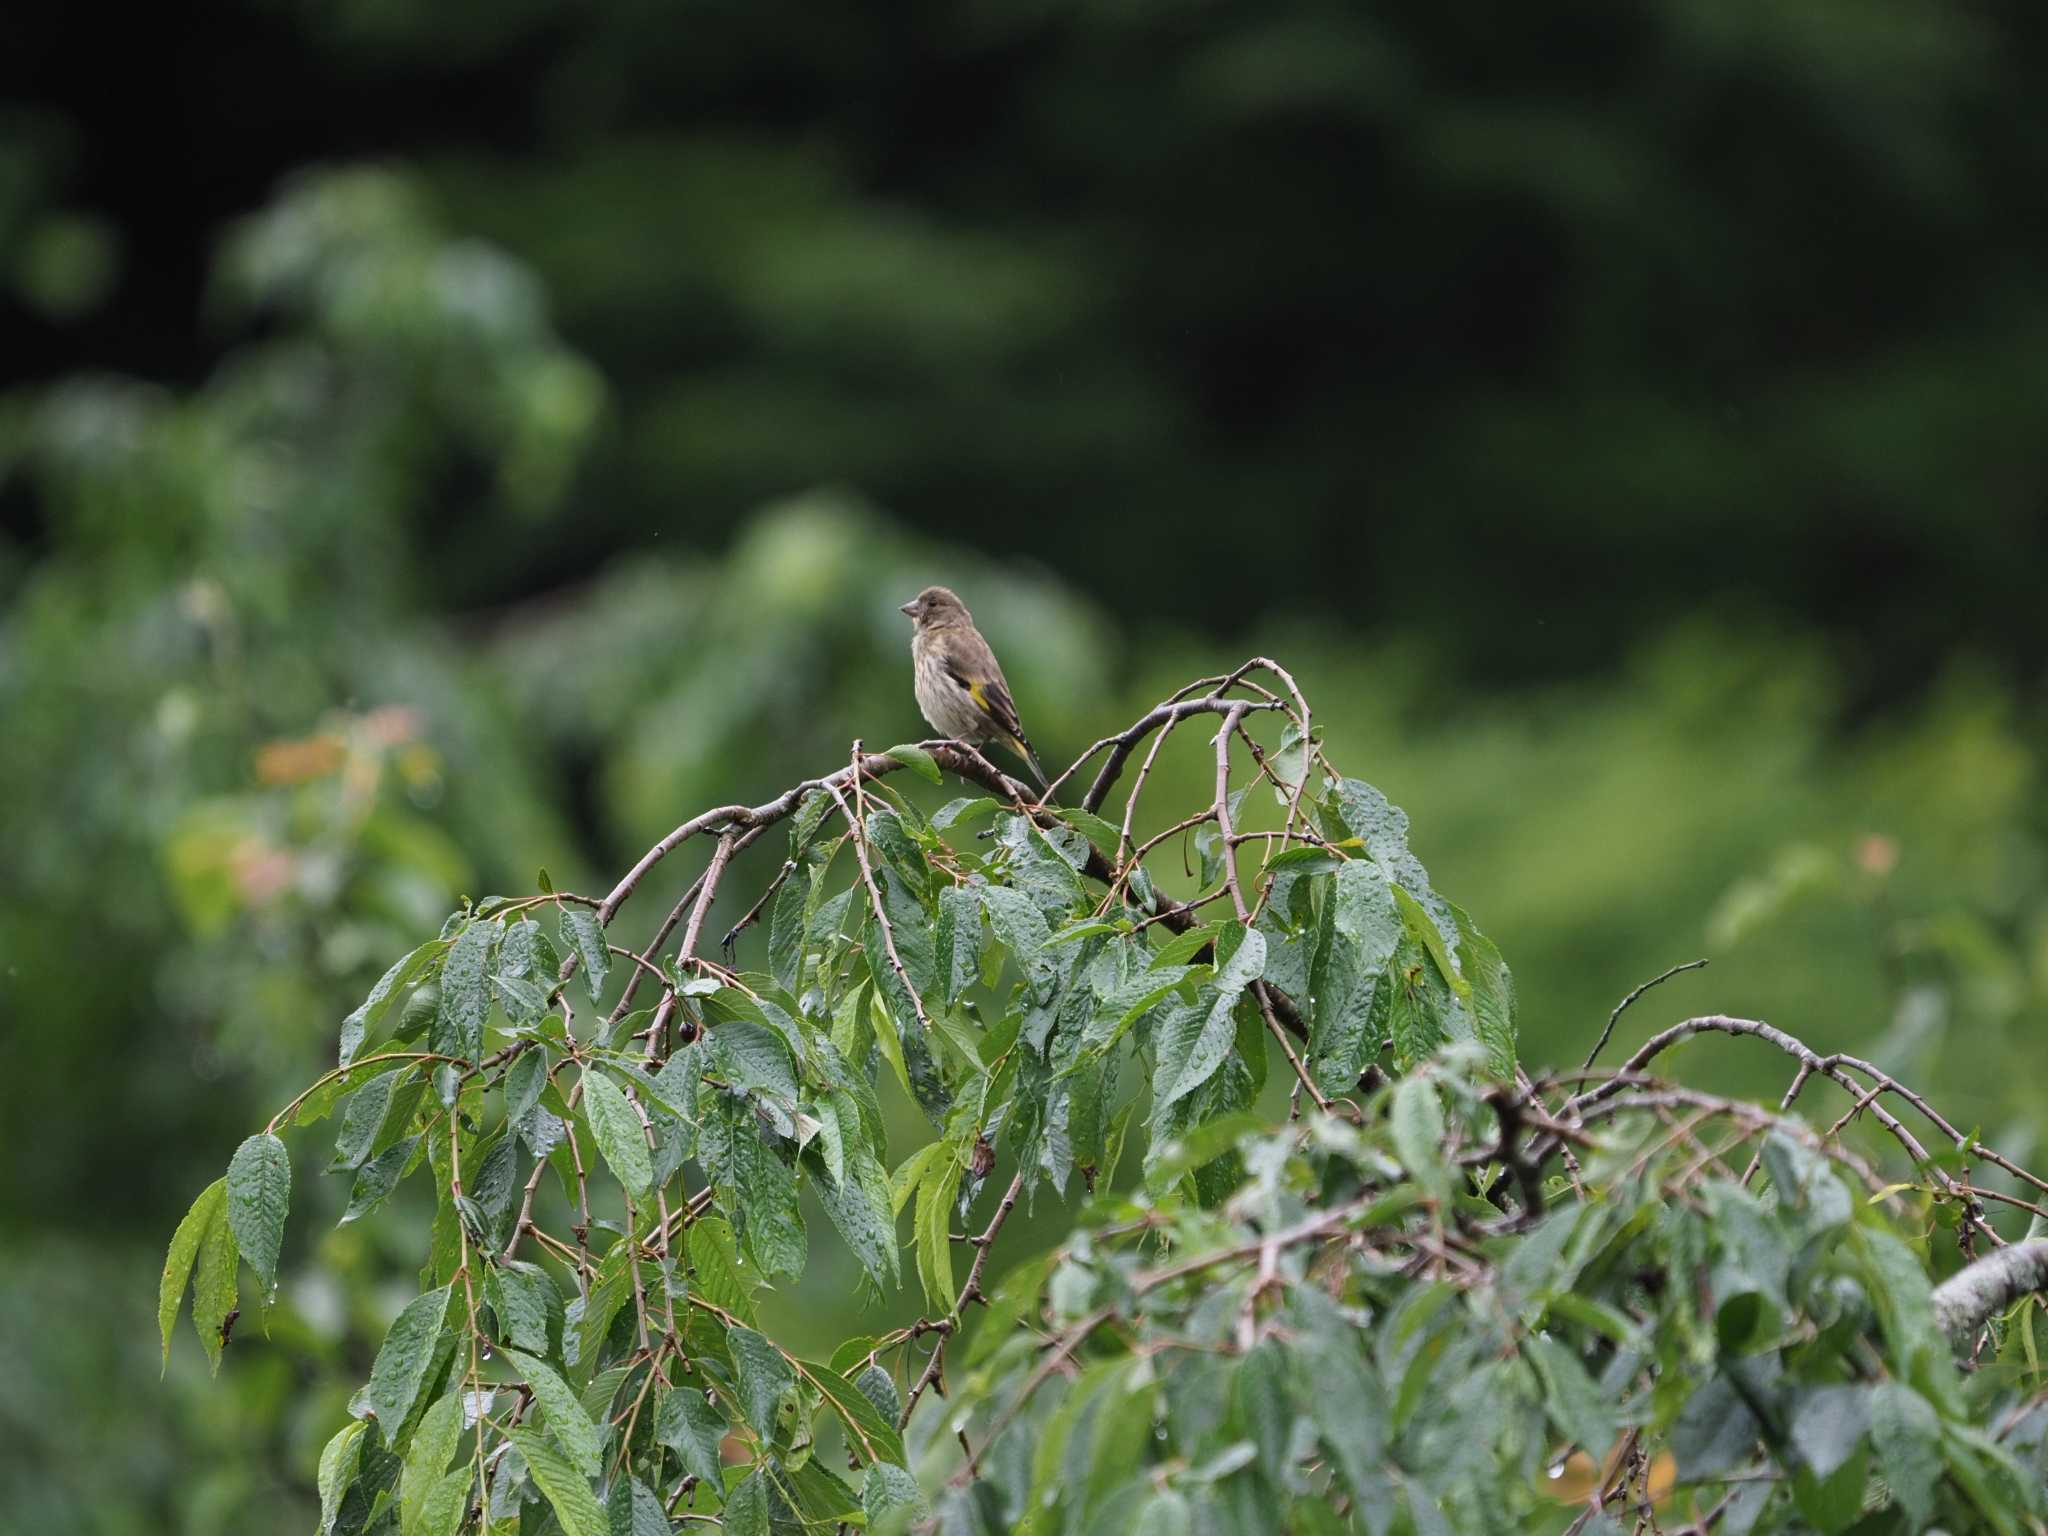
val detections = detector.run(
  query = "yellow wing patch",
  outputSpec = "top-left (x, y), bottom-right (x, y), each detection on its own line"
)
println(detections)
top-left (967, 680), bottom-right (991, 713)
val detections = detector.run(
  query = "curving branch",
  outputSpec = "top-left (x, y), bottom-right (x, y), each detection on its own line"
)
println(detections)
top-left (1933, 1241), bottom-right (2048, 1343)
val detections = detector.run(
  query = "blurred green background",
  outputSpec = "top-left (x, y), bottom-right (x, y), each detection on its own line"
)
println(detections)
top-left (3, 0), bottom-right (2046, 1528)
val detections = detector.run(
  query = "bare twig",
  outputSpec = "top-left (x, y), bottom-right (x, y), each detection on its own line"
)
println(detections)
top-left (1582, 958), bottom-right (1709, 1072)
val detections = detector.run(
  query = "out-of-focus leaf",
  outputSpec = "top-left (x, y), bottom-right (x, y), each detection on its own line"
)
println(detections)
top-left (1525, 1334), bottom-right (1615, 1457)
top-left (1868, 1380), bottom-right (1941, 1527)
top-left (1391, 1075), bottom-right (1449, 1206)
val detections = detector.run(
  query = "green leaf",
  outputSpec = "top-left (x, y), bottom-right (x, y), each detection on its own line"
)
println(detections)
top-left (415, 1466), bottom-right (470, 1536)
top-left (1132, 1490), bottom-right (1193, 1536)
top-left (707, 1018), bottom-right (800, 1109)
top-left (331, 1066), bottom-right (406, 1171)
top-left (728, 1324), bottom-right (798, 1439)
top-left (504, 1048), bottom-right (548, 1126)
top-left (1671, 1376), bottom-right (1761, 1483)
top-left (968, 1251), bottom-right (1057, 1367)
top-left (505, 1346), bottom-right (607, 1478)
top-left (1153, 927), bottom-right (1265, 1109)
top-left (1391, 1075), bottom-right (1449, 1206)
top-left (1789, 1384), bottom-right (1871, 1481)
top-left (884, 742), bottom-right (943, 783)
top-left (580, 1069), bottom-right (653, 1198)
top-left (723, 1468), bottom-right (770, 1536)
top-left (226, 1131), bottom-right (291, 1290)
top-left (976, 882), bottom-right (1055, 988)
top-left (493, 972), bottom-right (552, 1024)
top-left (1448, 902), bottom-right (1516, 1078)
top-left (341, 939), bottom-right (447, 1067)
top-left (768, 872), bottom-right (808, 993)
top-left (315, 1418), bottom-right (367, 1536)
top-left (656, 1384), bottom-right (730, 1487)
top-left (433, 918), bottom-right (498, 1062)
top-left (342, 1136), bottom-right (419, 1226)
top-left (1868, 1381), bottom-right (1940, 1527)
top-left (506, 1425), bottom-right (607, 1536)
top-left (914, 1148), bottom-right (961, 1311)
top-left (607, 1476), bottom-right (669, 1536)
top-left (368, 1285), bottom-right (453, 1432)
top-left (862, 1463), bottom-right (928, 1529)
top-left (486, 1260), bottom-right (558, 1355)
top-left (189, 1183), bottom-right (238, 1376)
top-left (802, 1360), bottom-right (908, 1469)
top-left (1524, 1333), bottom-right (1615, 1456)
top-left (1287, 1295), bottom-right (1388, 1507)
top-left (159, 1177), bottom-right (225, 1371)
top-left (560, 909), bottom-right (610, 1002)
top-left (932, 795), bottom-right (1003, 831)
top-left (400, 1390), bottom-right (464, 1536)
top-left (810, 1140), bottom-right (899, 1289)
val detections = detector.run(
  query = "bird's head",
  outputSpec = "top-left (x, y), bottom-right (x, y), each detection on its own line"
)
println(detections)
top-left (899, 586), bottom-right (971, 630)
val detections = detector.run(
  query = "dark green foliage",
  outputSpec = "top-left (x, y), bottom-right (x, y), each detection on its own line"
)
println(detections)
top-left (159, 678), bottom-right (2048, 1534)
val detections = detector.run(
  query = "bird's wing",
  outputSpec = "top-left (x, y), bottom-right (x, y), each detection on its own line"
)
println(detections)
top-left (946, 658), bottom-right (1032, 747)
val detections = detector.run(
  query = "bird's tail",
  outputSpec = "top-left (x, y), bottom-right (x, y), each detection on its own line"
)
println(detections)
top-left (1012, 736), bottom-right (1052, 798)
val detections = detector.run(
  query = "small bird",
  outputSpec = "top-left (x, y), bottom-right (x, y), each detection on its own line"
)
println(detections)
top-left (900, 586), bottom-right (1050, 791)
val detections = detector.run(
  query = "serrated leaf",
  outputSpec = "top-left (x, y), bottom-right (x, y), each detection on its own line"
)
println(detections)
top-left (505, 1346), bottom-right (607, 1478)
top-left (485, 1260), bottom-right (558, 1355)
top-left (226, 1132), bottom-right (290, 1290)
top-left (728, 1324), bottom-right (797, 1439)
top-left (506, 1425), bottom-right (606, 1536)
top-left (723, 1468), bottom-right (769, 1536)
top-left (400, 1391), bottom-right (464, 1536)
top-left (503, 1048), bottom-right (548, 1127)
top-left (1153, 927), bottom-right (1264, 1109)
top-left (656, 1385), bottom-right (730, 1487)
top-left (862, 1463), bottom-right (927, 1529)
top-left (368, 1285), bottom-right (453, 1432)
top-left (160, 1177), bottom-right (226, 1371)
top-left (433, 918), bottom-right (498, 1062)
top-left (605, 1475), bottom-right (668, 1536)
top-left (559, 908), bottom-right (610, 1002)
top-left (580, 1069), bottom-right (652, 1198)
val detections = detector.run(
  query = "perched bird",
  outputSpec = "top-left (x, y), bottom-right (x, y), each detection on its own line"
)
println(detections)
top-left (900, 586), bottom-right (1050, 791)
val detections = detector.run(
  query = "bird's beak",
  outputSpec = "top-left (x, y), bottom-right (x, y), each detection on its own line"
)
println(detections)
top-left (898, 600), bottom-right (917, 617)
